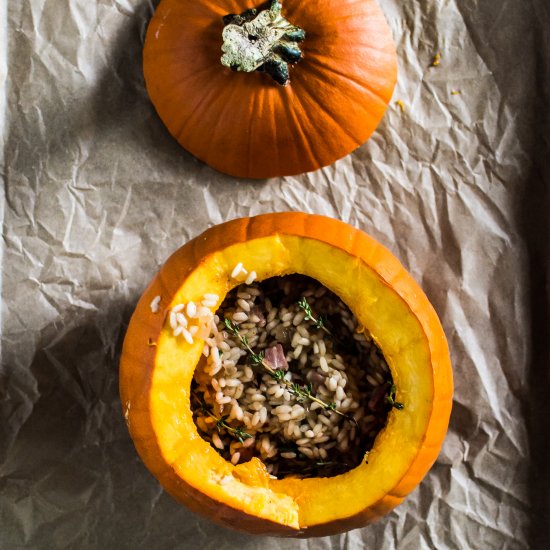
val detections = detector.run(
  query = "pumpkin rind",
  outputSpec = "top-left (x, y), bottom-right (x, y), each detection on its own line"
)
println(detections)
top-left (143, 0), bottom-right (398, 178)
top-left (120, 213), bottom-right (453, 536)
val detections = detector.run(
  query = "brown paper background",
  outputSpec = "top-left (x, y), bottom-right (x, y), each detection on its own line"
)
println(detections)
top-left (1, 0), bottom-right (549, 548)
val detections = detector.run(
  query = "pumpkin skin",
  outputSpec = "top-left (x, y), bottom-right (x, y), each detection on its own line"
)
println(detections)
top-left (120, 213), bottom-right (453, 536)
top-left (143, 0), bottom-right (398, 179)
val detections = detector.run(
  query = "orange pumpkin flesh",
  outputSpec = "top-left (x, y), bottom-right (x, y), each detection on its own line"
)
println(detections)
top-left (120, 213), bottom-right (453, 536)
top-left (143, 0), bottom-right (397, 178)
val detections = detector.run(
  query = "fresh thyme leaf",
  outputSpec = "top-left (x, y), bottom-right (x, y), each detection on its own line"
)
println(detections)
top-left (297, 297), bottom-right (313, 321)
top-left (272, 369), bottom-right (286, 382)
top-left (192, 390), bottom-right (252, 442)
top-left (250, 350), bottom-right (264, 366)
top-left (291, 382), bottom-right (306, 402)
top-left (297, 297), bottom-right (334, 338)
top-left (216, 416), bottom-right (229, 431)
top-left (234, 426), bottom-right (252, 443)
top-left (223, 317), bottom-right (239, 335)
top-left (385, 383), bottom-right (404, 410)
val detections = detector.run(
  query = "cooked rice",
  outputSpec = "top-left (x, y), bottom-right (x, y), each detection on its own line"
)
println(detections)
top-left (150, 295), bottom-right (161, 313)
top-left (190, 274), bottom-right (395, 479)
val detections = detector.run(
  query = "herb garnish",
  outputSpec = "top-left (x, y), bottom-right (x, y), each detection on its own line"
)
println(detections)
top-left (192, 391), bottom-right (252, 443)
top-left (297, 297), bottom-right (331, 335)
top-left (224, 317), bottom-right (355, 424)
top-left (385, 383), bottom-right (404, 410)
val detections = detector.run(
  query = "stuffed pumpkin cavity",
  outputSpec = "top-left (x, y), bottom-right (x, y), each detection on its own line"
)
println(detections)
top-left (119, 213), bottom-right (453, 537)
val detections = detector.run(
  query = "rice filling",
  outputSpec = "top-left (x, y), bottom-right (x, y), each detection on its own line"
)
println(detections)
top-left (191, 274), bottom-right (399, 479)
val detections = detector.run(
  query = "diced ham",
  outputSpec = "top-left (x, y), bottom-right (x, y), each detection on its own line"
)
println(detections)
top-left (251, 306), bottom-right (266, 327)
top-left (307, 371), bottom-right (326, 391)
top-left (264, 344), bottom-right (289, 371)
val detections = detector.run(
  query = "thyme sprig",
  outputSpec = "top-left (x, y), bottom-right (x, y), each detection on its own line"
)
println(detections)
top-left (192, 391), bottom-right (252, 443)
top-left (297, 297), bottom-right (332, 336)
top-left (385, 383), bottom-right (404, 410)
top-left (223, 317), bottom-right (355, 424)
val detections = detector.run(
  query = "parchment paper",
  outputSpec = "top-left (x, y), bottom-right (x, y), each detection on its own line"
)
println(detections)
top-left (2, 0), bottom-right (550, 548)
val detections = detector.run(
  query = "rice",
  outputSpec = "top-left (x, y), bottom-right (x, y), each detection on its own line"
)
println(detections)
top-left (190, 274), bottom-right (397, 479)
top-left (186, 301), bottom-right (197, 318)
top-left (150, 295), bottom-right (161, 313)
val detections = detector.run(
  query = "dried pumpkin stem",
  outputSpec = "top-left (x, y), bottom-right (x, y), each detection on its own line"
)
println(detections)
top-left (220, 0), bottom-right (305, 85)
top-left (223, 317), bottom-right (357, 425)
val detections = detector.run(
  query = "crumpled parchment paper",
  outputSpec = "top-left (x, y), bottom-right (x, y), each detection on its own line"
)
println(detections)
top-left (2, 0), bottom-right (549, 548)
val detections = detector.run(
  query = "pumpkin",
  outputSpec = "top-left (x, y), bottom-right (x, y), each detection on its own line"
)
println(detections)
top-left (143, 0), bottom-right (397, 178)
top-left (120, 212), bottom-right (453, 537)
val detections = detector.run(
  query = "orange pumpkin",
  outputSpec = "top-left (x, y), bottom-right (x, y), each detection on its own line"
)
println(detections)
top-left (120, 213), bottom-right (453, 537)
top-left (143, 0), bottom-right (397, 178)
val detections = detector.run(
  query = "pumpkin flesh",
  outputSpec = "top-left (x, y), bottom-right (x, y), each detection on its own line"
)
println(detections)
top-left (120, 215), bottom-right (452, 536)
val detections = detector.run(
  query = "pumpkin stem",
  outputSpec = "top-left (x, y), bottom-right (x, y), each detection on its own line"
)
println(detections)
top-left (220, 0), bottom-right (305, 86)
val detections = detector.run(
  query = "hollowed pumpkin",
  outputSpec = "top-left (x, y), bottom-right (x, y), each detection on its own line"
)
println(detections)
top-left (119, 213), bottom-right (453, 537)
top-left (143, 0), bottom-right (398, 178)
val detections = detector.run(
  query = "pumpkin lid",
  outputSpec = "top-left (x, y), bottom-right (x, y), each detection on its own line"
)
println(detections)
top-left (143, 0), bottom-right (398, 178)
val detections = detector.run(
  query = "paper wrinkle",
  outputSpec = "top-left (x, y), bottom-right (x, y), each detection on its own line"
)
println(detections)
top-left (1, 0), bottom-right (542, 547)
